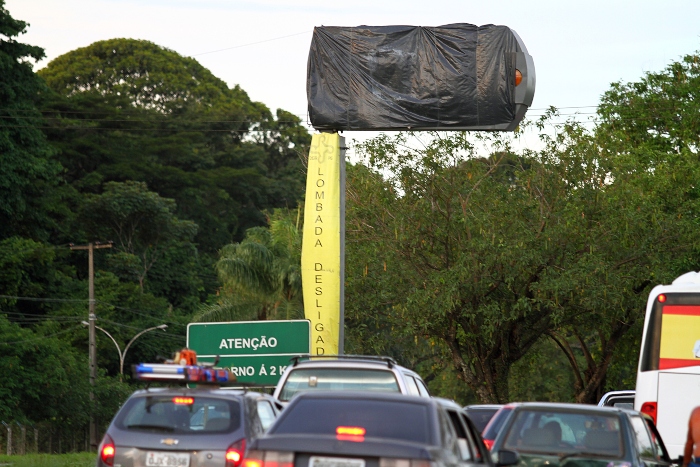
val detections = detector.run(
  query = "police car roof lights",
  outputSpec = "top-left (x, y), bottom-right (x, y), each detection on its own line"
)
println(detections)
top-left (133, 348), bottom-right (234, 385)
top-left (133, 363), bottom-right (234, 384)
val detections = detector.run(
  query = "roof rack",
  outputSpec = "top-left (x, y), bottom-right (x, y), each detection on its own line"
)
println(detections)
top-left (289, 354), bottom-right (396, 369)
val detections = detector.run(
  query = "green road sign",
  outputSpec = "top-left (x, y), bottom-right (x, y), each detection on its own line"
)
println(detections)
top-left (187, 320), bottom-right (310, 385)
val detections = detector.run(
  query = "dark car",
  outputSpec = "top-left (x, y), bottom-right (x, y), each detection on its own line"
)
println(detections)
top-left (97, 387), bottom-right (280, 467)
top-left (490, 402), bottom-right (671, 467)
top-left (246, 391), bottom-right (493, 467)
top-left (464, 405), bottom-right (503, 434)
top-left (481, 403), bottom-right (520, 450)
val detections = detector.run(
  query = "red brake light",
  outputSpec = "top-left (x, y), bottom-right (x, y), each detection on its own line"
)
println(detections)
top-left (483, 439), bottom-right (494, 451)
top-left (173, 396), bottom-right (194, 405)
top-left (641, 402), bottom-right (658, 424)
top-left (100, 434), bottom-right (115, 466)
top-left (226, 439), bottom-right (246, 467)
top-left (658, 294), bottom-right (667, 303)
top-left (337, 426), bottom-right (366, 436)
top-left (245, 450), bottom-right (294, 467)
top-left (336, 426), bottom-right (366, 442)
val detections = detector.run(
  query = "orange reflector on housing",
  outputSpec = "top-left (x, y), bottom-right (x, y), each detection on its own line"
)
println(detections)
top-left (337, 426), bottom-right (366, 436)
top-left (658, 294), bottom-right (667, 303)
top-left (515, 69), bottom-right (522, 86)
top-left (173, 396), bottom-right (194, 405)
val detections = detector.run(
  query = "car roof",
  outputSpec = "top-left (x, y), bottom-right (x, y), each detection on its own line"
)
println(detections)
top-left (512, 401), bottom-right (637, 415)
top-left (465, 404), bottom-right (503, 410)
top-left (288, 389), bottom-right (434, 405)
top-left (127, 386), bottom-right (271, 399)
top-left (286, 356), bottom-right (417, 373)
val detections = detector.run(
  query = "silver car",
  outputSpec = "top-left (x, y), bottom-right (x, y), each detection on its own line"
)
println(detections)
top-left (96, 387), bottom-right (279, 467)
top-left (272, 355), bottom-right (430, 406)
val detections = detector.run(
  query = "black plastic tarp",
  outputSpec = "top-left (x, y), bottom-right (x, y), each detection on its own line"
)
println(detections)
top-left (307, 24), bottom-right (520, 131)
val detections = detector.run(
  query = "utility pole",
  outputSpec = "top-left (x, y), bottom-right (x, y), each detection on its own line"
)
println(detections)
top-left (70, 241), bottom-right (112, 451)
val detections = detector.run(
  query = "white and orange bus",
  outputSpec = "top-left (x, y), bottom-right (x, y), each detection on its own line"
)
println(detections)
top-left (635, 271), bottom-right (700, 460)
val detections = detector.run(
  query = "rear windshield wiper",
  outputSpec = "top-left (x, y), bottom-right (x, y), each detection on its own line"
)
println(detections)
top-left (126, 424), bottom-right (175, 432)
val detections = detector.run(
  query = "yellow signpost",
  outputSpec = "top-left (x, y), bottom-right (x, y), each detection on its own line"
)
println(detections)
top-left (301, 133), bottom-right (345, 355)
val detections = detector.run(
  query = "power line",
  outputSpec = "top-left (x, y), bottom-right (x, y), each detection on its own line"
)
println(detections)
top-left (0, 324), bottom-right (83, 346)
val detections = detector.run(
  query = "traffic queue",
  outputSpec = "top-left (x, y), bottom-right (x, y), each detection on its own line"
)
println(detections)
top-left (96, 349), bottom-right (678, 467)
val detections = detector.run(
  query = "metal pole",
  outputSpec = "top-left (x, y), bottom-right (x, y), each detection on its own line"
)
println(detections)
top-left (70, 241), bottom-right (112, 451)
top-left (121, 325), bottom-right (168, 375)
top-left (2, 421), bottom-right (11, 455)
top-left (88, 243), bottom-right (97, 450)
top-left (339, 136), bottom-right (346, 355)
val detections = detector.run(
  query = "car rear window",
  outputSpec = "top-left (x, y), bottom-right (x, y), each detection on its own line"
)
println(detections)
top-left (271, 398), bottom-right (432, 444)
top-left (465, 407), bottom-right (500, 433)
top-left (482, 406), bottom-right (513, 440)
top-left (278, 368), bottom-right (400, 401)
top-left (503, 408), bottom-right (623, 458)
top-left (115, 395), bottom-right (241, 434)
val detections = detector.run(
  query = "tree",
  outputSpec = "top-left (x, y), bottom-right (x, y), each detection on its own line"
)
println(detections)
top-left (197, 209), bottom-right (303, 322)
top-left (39, 38), bottom-right (310, 254)
top-left (346, 125), bottom-right (700, 403)
top-left (80, 180), bottom-right (198, 291)
top-left (0, 0), bottom-right (63, 241)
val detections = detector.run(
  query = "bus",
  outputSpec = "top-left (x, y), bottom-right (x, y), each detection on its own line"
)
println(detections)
top-left (635, 271), bottom-right (700, 460)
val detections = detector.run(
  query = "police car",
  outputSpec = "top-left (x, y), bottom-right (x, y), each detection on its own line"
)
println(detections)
top-left (97, 351), bottom-right (280, 467)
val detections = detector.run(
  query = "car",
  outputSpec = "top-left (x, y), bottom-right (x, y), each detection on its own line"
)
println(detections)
top-left (97, 380), bottom-right (281, 467)
top-left (598, 390), bottom-right (635, 409)
top-left (481, 403), bottom-right (520, 450)
top-left (272, 355), bottom-right (430, 406)
top-left (464, 404), bottom-right (504, 434)
top-left (490, 402), bottom-right (672, 467)
top-left (245, 391), bottom-right (493, 467)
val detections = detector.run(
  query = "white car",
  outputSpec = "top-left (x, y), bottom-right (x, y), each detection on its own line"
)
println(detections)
top-left (272, 355), bottom-right (430, 406)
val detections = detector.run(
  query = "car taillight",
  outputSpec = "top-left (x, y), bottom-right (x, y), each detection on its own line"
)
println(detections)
top-left (641, 401), bottom-right (658, 424)
top-left (243, 450), bottom-right (294, 467)
top-left (226, 439), bottom-right (246, 467)
top-left (483, 439), bottom-right (494, 451)
top-left (100, 434), bottom-right (115, 466)
top-left (380, 459), bottom-right (437, 467)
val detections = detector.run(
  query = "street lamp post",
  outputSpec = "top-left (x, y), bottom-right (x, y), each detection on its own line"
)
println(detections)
top-left (82, 322), bottom-right (168, 379)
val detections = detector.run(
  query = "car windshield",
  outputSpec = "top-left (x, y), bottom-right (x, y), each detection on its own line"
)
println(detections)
top-left (503, 409), bottom-right (623, 458)
top-left (271, 398), bottom-right (432, 444)
top-left (278, 368), bottom-right (400, 401)
top-left (466, 407), bottom-right (500, 433)
top-left (115, 395), bottom-right (241, 434)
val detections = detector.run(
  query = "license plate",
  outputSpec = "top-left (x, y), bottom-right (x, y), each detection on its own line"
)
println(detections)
top-left (145, 451), bottom-right (190, 467)
top-left (309, 456), bottom-right (366, 467)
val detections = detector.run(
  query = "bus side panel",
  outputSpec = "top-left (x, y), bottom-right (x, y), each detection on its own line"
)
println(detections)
top-left (633, 371), bottom-right (657, 412)
top-left (658, 371), bottom-right (700, 459)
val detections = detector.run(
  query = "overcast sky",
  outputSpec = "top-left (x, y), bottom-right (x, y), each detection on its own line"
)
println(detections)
top-left (7, 0), bottom-right (700, 146)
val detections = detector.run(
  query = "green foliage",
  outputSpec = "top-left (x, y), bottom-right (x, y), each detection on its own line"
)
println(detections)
top-left (198, 209), bottom-right (303, 322)
top-left (346, 122), bottom-right (700, 403)
top-left (39, 38), bottom-right (252, 115)
top-left (80, 180), bottom-right (198, 291)
top-left (0, 0), bottom-right (62, 241)
top-left (0, 453), bottom-right (95, 467)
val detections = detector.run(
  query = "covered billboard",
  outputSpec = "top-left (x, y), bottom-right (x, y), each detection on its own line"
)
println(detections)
top-left (307, 23), bottom-right (535, 131)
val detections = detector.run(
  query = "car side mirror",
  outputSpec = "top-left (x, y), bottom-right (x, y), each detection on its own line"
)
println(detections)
top-left (496, 449), bottom-right (520, 467)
